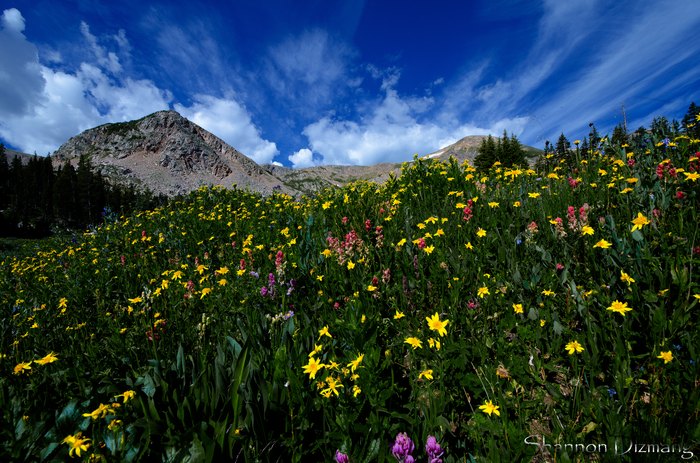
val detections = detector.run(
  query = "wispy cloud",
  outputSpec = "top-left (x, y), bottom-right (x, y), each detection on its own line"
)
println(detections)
top-left (420, 0), bottom-right (700, 147)
top-left (80, 21), bottom-right (122, 74)
top-left (264, 29), bottom-right (356, 118)
top-left (528, 0), bottom-right (700, 142)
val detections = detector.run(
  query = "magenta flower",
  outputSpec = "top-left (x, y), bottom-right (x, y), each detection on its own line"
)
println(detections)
top-left (425, 435), bottom-right (444, 463)
top-left (335, 449), bottom-right (349, 463)
top-left (392, 432), bottom-right (415, 462)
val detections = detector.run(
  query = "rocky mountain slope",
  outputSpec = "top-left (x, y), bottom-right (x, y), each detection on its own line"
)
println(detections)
top-left (51, 110), bottom-right (295, 196)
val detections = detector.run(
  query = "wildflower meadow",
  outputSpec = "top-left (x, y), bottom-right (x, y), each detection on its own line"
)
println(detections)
top-left (1, 121), bottom-right (699, 462)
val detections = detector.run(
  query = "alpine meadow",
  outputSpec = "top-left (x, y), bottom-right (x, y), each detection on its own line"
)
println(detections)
top-left (1, 109), bottom-right (700, 462)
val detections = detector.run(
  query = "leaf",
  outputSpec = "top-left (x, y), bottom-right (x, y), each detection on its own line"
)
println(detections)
top-left (363, 438), bottom-right (381, 463)
top-left (39, 442), bottom-right (59, 462)
top-left (552, 321), bottom-right (564, 335)
top-left (230, 343), bottom-right (250, 428)
top-left (176, 344), bottom-right (185, 377)
top-left (642, 290), bottom-right (658, 303)
top-left (577, 421), bottom-right (597, 438)
top-left (15, 417), bottom-right (26, 440)
top-left (187, 434), bottom-right (206, 462)
top-left (226, 336), bottom-right (242, 358)
top-left (141, 373), bottom-right (156, 398)
top-left (56, 399), bottom-right (79, 426)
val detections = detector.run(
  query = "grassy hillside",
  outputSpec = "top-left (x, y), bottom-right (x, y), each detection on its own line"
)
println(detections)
top-left (1, 131), bottom-right (699, 461)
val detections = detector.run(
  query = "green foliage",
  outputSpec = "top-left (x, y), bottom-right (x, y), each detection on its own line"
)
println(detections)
top-left (1, 110), bottom-right (699, 462)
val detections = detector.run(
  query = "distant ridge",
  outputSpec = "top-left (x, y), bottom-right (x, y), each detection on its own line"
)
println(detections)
top-left (2, 147), bottom-right (35, 165)
top-left (49, 111), bottom-right (541, 197)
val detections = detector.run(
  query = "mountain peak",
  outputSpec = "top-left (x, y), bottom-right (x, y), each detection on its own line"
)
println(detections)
top-left (51, 111), bottom-right (294, 196)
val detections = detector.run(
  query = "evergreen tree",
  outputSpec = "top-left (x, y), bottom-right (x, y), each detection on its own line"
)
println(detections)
top-left (499, 130), bottom-right (510, 165)
top-left (588, 123), bottom-right (600, 154)
top-left (506, 133), bottom-right (527, 167)
top-left (671, 119), bottom-right (681, 135)
top-left (650, 116), bottom-right (671, 138)
top-left (76, 153), bottom-right (100, 226)
top-left (53, 163), bottom-right (78, 226)
top-left (554, 133), bottom-right (571, 162)
top-left (474, 135), bottom-right (497, 172)
top-left (611, 123), bottom-right (629, 147)
top-left (682, 102), bottom-right (699, 137)
top-left (8, 155), bottom-right (23, 222)
top-left (580, 137), bottom-right (590, 158)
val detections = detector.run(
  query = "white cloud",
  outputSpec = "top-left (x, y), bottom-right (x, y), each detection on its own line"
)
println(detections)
top-left (301, 77), bottom-right (529, 166)
top-left (0, 8), bottom-right (45, 116)
top-left (175, 95), bottom-right (279, 164)
top-left (288, 148), bottom-right (316, 168)
top-left (1, 8), bottom-right (24, 32)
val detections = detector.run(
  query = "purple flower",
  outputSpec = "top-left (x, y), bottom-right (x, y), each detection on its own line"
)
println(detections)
top-left (335, 449), bottom-right (349, 463)
top-left (260, 287), bottom-right (268, 297)
top-left (268, 272), bottom-right (276, 287)
top-left (392, 432), bottom-right (415, 461)
top-left (425, 435), bottom-right (444, 462)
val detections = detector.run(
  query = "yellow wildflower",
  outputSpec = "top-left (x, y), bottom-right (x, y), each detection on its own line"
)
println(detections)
top-left (631, 212), bottom-right (650, 232)
top-left (425, 312), bottom-right (449, 337)
top-left (63, 433), bottom-right (91, 458)
top-left (404, 337), bottom-right (422, 350)
top-left (318, 325), bottom-right (332, 339)
top-left (620, 270), bottom-right (635, 285)
top-left (303, 357), bottom-right (324, 379)
top-left (593, 239), bottom-right (612, 249)
top-left (565, 340), bottom-right (584, 355)
top-left (13, 361), bottom-right (32, 375)
top-left (347, 353), bottom-right (364, 373)
top-left (607, 300), bottom-right (633, 316)
top-left (35, 352), bottom-right (58, 365)
top-left (479, 400), bottom-right (500, 416)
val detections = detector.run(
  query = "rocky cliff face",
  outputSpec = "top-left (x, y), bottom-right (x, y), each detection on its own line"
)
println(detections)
top-left (52, 110), bottom-right (294, 196)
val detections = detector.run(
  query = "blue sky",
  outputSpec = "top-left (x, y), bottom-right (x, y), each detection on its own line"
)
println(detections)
top-left (1, 0), bottom-right (699, 167)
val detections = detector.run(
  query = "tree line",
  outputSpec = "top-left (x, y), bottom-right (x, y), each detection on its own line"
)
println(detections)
top-left (472, 102), bottom-right (700, 172)
top-left (0, 147), bottom-right (168, 238)
top-left (473, 130), bottom-right (529, 171)
top-left (536, 101), bottom-right (700, 171)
